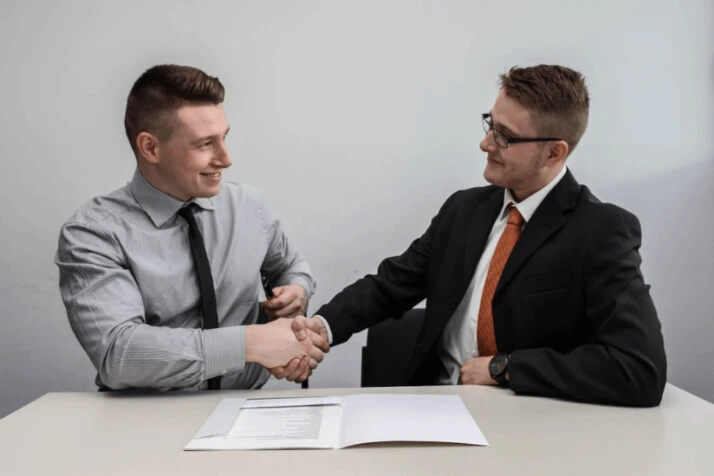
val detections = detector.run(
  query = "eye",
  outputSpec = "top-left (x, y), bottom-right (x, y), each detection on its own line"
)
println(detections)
top-left (199, 141), bottom-right (212, 149)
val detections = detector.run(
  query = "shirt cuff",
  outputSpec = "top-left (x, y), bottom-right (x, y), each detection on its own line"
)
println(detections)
top-left (203, 326), bottom-right (245, 379)
top-left (312, 315), bottom-right (333, 345)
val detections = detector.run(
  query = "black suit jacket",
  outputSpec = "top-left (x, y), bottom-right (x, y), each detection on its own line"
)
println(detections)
top-left (317, 171), bottom-right (667, 407)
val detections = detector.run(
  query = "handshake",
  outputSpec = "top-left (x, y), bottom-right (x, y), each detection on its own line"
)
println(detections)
top-left (245, 315), bottom-right (330, 383)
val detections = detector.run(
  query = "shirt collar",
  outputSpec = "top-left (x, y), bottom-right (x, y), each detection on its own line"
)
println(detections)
top-left (128, 169), bottom-right (215, 227)
top-left (500, 166), bottom-right (568, 223)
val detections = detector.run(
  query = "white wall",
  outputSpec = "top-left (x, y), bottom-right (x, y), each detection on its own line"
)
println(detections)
top-left (1, 0), bottom-right (712, 417)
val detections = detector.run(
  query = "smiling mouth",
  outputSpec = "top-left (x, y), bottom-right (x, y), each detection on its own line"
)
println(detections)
top-left (201, 171), bottom-right (222, 178)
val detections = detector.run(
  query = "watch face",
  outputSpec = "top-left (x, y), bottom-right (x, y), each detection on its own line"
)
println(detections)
top-left (490, 354), bottom-right (507, 376)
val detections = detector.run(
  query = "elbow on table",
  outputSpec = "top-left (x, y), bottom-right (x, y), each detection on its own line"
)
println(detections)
top-left (623, 354), bottom-right (667, 408)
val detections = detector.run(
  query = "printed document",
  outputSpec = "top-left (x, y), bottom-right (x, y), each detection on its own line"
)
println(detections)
top-left (185, 394), bottom-right (488, 450)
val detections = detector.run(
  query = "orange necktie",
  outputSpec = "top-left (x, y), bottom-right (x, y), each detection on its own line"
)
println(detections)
top-left (477, 206), bottom-right (525, 356)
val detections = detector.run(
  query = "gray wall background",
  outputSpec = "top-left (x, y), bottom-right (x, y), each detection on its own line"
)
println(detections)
top-left (1, 0), bottom-right (712, 417)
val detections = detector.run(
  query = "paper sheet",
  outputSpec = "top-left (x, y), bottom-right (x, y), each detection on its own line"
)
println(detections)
top-left (185, 394), bottom-right (488, 450)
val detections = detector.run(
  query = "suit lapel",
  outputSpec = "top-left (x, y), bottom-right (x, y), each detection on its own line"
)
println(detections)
top-left (462, 190), bottom-right (503, 285)
top-left (495, 170), bottom-right (580, 296)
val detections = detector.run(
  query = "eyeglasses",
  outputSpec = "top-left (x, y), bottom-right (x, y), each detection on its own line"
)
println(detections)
top-left (482, 113), bottom-right (562, 149)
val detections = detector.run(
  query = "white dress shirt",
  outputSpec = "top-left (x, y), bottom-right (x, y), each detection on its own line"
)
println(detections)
top-left (435, 166), bottom-right (568, 384)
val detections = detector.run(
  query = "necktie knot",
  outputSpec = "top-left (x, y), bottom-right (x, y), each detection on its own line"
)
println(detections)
top-left (178, 204), bottom-right (198, 223)
top-left (507, 206), bottom-right (525, 228)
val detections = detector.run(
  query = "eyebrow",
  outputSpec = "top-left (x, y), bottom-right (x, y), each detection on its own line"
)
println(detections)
top-left (489, 113), bottom-right (520, 137)
top-left (193, 126), bottom-right (231, 144)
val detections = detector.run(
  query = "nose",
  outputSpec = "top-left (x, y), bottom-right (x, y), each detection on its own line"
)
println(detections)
top-left (216, 140), bottom-right (232, 168)
top-left (480, 131), bottom-right (495, 153)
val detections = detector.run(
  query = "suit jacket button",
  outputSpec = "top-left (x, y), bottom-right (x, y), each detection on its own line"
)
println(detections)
top-left (415, 344), bottom-right (424, 354)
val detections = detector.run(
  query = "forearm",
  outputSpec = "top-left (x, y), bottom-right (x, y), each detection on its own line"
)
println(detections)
top-left (96, 322), bottom-right (246, 390)
top-left (509, 340), bottom-right (666, 407)
top-left (318, 275), bottom-right (410, 345)
top-left (316, 192), bottom-right (461, 345)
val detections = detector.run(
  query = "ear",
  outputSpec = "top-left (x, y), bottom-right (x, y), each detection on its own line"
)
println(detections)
top-left (546, 140), bottom-right (569, 165)
top-left (136, 132), bottom-right (160, 164)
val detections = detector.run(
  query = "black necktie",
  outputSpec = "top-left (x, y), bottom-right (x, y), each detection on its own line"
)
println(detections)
top-left (178, 204), bottom-right (221, 390)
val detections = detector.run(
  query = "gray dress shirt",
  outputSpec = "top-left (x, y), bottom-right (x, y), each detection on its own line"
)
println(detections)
top-left (55, 170), bottom-right (315, 390)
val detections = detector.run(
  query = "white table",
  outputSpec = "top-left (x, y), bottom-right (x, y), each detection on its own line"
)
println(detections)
top-left (0, 384), bottom-right (711, 475)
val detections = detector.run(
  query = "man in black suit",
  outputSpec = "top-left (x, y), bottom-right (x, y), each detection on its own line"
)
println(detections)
top-left (287, 64), bottom-right (666, 407)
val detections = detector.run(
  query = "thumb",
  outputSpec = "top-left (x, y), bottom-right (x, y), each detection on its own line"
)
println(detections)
top-left (291, 316), bottom-right (307, 341)
top-left (271, 286), bottom-right (286, 297)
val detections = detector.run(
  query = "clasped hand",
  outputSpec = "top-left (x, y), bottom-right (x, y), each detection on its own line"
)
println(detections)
top-left (247, 316), bottom-right (330, 383)
top-left (268, 316), bottom-right (330, 383)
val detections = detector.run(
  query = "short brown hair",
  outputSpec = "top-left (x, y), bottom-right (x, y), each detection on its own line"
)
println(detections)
top-left (124, 64), bottom-right (225, 158)
top-left (499, 65), bottom-right (589, 155)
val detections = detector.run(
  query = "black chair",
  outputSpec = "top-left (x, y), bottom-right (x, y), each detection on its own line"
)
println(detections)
top-left (361, 308), bottom-right (425, 387)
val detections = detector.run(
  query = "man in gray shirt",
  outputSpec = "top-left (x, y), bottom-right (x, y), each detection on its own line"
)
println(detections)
top-left (55, 64), bottom-right (326, 391)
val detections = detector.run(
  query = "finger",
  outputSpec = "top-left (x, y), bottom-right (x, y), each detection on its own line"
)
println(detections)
top-left (296, 362), bottom-right (312, 383)
top-left (260, 300), bottom-right (281, 317)
top-left (261, 297), bottom-right (281, 310)
top-left (304, 340), bottom-right (324, 363)
top-left (261, 286), bottom-right (288, 309)
top-left (275, 357), bottom-right (301, 380)
top-left (270, 366), bottom-right (287, 379)
top-left (263, 286), bottom-right (292, 309)
top-left (262, 295), bottom-right (293, 311)
top-left (271, 362), bottom-right (293, 379)
top-left (296, 366), bottom-right (311, 383)
top-left (306, 328), bottom-right (329, 353)
top-left (307, 318), bottom-right (328, 338)
top-left (285, 356), bottom-right (308, 382)
top-left (308, 357), bottom-right (318, 369)
top-left (285, 359), bottom-right (307, 382)
top-left (305, 319), bottom-right (330, 351)
top-left (459, 372), bottom-right (475, 385)
top-left (275, 299), bottom-right (302, 317)
top-left (291, 316), bottom-right (308, 340)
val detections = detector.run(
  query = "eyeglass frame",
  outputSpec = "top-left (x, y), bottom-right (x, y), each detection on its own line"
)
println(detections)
top-left (482, 113), bottom-right (562, 149)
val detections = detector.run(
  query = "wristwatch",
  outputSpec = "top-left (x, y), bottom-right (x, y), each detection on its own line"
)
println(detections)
top-left (489, 352), bottom-right (510, 387)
